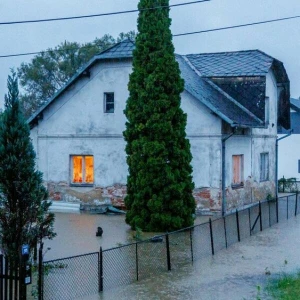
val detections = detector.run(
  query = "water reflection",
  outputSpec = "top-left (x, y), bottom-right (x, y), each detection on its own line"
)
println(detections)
top-left (44, 212), bottom-right (212, 261)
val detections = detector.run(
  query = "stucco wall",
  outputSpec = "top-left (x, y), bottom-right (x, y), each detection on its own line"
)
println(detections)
top-left (30, 62), bottom-right (278, 212)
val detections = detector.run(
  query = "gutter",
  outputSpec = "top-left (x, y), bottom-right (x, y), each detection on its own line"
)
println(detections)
top-left (276, 129), bottom-right (293, 197)
top-left (222, 129), bottom-right (236, 216)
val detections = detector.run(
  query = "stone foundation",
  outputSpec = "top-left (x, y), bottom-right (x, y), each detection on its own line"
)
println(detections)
top-left (47, 181), bottom-right (127, 208)
top-left (46, 178), bottom-right (276, 212)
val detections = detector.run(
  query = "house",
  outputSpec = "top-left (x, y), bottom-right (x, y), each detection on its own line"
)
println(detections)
top-left (278, 98), bottom-right (300, 180)
top-left (29, 40), bottom-right (290, 213)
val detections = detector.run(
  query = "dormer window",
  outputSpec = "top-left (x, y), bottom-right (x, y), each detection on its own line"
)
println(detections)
top-left (104, 93), bottom-right (114, 113)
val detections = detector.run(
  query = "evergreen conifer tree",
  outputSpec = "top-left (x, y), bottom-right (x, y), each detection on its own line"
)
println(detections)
top-left (124, 0), bottom-right (195, 231)
top-left (0, 71), bottom-right (55, 262)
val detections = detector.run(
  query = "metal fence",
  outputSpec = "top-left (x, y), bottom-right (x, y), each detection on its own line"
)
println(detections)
top-left (278, 179), bottom-right (300, 193)
top-left (42, 193), bottom-right (299, 300)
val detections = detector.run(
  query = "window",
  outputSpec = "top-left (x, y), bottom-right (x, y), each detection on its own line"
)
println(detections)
top-left (71, 155), bottom-right (94, 185)
top-left (260, 153), bottom-right (269, 181)
top-left (232, 155), bottom-right (244, 187)
top-left (104, 93), bottom-right (114, 113)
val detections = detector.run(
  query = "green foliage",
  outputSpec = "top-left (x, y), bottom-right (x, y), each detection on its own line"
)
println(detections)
top-left (0, 71), bottom-right (56, 262)
top-left (17, 31), bottom-right (136, 118)
top-left (278, 176), bottom-right (298, 192)
top-left (123, 0), bottom-right (195, 232)
top-left (267, 271), bottom-right (300, 299)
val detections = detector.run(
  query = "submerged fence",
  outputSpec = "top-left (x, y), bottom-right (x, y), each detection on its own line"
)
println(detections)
top-left (41, 193), bottom-right (299, 300)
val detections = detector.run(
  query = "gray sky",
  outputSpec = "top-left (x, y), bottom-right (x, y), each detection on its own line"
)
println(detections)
top-left (1, 0), bottom-right (300, 108)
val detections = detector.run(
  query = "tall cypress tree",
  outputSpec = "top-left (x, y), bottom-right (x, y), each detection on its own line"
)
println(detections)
top-left (0, 72), bottom-right (55, 262)
top-left (124, 0), bottom-right (195, 232)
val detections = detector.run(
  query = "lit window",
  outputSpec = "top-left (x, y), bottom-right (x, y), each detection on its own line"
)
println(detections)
top-left (260, 153), bottom-right (269, 181)
top-left (104, 93), bottom-right (114, 113)
top-left (232, 155), bottom-right (244, 187)
top-left (71, 155), bottom-right (94, 184)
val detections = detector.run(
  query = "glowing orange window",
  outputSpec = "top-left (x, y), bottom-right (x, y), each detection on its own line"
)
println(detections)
top-left (71, 155), bottom-right (94, 184)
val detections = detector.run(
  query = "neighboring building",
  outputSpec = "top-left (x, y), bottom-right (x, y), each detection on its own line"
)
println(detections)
top-left (29, 40), bottom-right (290, 212)
top-left (278, 98), bottom-right (300, 180)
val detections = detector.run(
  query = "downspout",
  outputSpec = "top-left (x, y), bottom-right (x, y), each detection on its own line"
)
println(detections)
top-left (276, 129), bottom-right (293, 197)
top-left (222, 128), bottom-right (236, 216)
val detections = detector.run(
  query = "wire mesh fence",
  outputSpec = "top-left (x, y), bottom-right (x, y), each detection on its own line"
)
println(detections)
top-left (41, 193), bottom-right (299, 299)
top-left (43, 252), bottom-right (99, 300)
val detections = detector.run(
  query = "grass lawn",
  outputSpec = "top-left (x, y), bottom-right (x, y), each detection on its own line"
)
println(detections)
top-left (267, 271), bottom-right (300, 299)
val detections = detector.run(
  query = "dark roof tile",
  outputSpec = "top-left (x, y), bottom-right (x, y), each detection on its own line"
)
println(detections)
top-left (186, 50), bottom-right (273, 77)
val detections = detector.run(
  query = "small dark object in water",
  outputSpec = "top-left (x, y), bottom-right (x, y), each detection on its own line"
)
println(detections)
top-left (151, 236), bottom-right (163, 243)
top-left (96, 227), bottom-right (103, 237)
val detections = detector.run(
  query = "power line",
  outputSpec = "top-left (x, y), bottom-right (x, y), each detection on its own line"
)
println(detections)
top-left (0, 1), bottom-right (210, 26)
top-left (173, 14), bottom-right (300, 36)
top-left (1, 14), bottom-right (300, 59)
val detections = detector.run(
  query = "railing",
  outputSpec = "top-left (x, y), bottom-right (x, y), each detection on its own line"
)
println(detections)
top-left (41, 193), bottom-right (299, 300)
top-left (278, 178), bottom-right (300, 193)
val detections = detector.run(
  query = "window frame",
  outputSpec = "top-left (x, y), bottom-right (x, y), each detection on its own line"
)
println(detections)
top-left (232, 154), bottom-right (244, 188)
top-left (260, 152), bottom-right (269, 182)
top-left (104, 92), bottom-right (115, 113)
top-left (70, 155), bottom-right (94, 186)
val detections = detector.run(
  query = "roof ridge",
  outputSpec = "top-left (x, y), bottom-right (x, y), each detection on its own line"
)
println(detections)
top-left (96, 38), bottom-right (134, 56)
top-left (185, 49), bottom-right (265, 56)
top-left (183, 55), bottom-right (263, 124)
top-left (182, 55), bottom-right (263, 126)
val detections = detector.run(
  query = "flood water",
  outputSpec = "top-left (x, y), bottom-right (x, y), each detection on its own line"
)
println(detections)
top-left (44, 202), bottom-right (300, 300)
top-left (43, 212), bottom-right (212, 261)
top-left (83, 216), bottom-right (300, 300)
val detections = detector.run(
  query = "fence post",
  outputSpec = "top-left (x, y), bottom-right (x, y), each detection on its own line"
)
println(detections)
top-left (209, 218), bottom-right (214, 255)
top-left (236, 209), bottom-right (240, 242)
top-left (223, 217), bottom-right (228, 248)
top-left (295, 192), bottom-right (298, 216)
top-left (0, 254), bottom-right (3, 300)
top-left (276, 197), bottom-right (279, 223)
top-left (38, 242), bottom-right (43, 300)
top-left (268, 200), bottom-right (271, 227)
top-left (189, 228), bottom-right (194, 263)
top-left (287, 196), bottom-right (289, 219)
top-left (248, 208), bottom-right (252, 236)
top-left (259, 201), bottom-right (263, 232)
top-left (136, 243), bottom-right (139, 281)
top-left (166, 233), bottom-right (171, 271)
top-left (99, 247), bottom-right (103, 292)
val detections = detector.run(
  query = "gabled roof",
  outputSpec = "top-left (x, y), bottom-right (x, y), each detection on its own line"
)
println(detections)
top-left (96, 39), bottom-right (135, 59)
top-left (176, 55), bottom-right (263, 127)
top-left (28, 40), bottom-right (289, 129)
top-left (186, 50), bottom-right (274, 77)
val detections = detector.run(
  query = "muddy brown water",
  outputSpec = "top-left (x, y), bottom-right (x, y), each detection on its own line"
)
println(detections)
top-left (44, 212), bottom-right (212, 260)
top-left (44, 205), bottom-right (300, 299)
top-left (82, 216), bottom-right (300, 300)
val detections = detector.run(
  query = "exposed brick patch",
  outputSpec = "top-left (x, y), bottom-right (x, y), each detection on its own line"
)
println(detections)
top-left (53, 192), bottom-right (62, 201)
top-left (44, 179), bottom-right (275, 213)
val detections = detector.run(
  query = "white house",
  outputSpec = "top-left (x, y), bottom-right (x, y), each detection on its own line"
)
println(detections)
top-left (278, 98), bottom-right (300, 180)
top-left (29, 40), bottom-right (290, 212)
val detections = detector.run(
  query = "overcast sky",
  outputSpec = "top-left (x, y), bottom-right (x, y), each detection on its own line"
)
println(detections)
top-left (0, 0), bottom-right (300, 108)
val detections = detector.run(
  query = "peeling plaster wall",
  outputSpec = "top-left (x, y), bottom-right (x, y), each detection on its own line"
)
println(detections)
top-left (30, 63), bottom-right (278, 212)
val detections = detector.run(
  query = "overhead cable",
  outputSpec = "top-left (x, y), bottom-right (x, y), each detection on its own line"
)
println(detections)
top-left (173, 14), bottom-right (300, 36)
top-left (1, 14), bottom-right (300, 59)
top-left (0, 1), bottom-right (210, 26)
